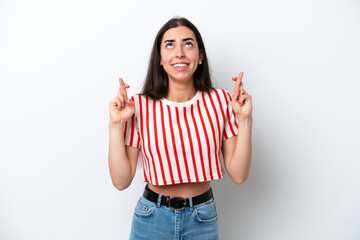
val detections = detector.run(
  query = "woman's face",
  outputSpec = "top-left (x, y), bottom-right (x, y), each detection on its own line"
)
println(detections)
top-left (160, 26), bottom-right (203, 84)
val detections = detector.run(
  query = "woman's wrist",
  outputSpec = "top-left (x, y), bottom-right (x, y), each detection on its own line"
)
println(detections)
top-left (236, 115), bottom-right (253, 126)
top-left (109, 121), bottom-right (126, 130)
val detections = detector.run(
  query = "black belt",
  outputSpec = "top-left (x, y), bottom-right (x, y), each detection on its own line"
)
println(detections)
top-left (143, 184), bottom-right (214, 211)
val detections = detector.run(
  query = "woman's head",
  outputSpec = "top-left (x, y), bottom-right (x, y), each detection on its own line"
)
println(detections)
top-left (141, 17), bottom-right (212, 99)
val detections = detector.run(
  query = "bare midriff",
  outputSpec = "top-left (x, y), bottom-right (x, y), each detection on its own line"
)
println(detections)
top-left (148, 181), bottom-right (211, 198)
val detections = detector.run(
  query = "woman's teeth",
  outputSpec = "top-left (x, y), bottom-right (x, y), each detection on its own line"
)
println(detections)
top-left (173, 64), bottom-right (188, 67)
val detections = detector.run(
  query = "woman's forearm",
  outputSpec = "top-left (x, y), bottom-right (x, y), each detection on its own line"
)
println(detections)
top-left (227, 117), bottom-right (252, 184)
top-left (108, 122), bottom-right (133, 190)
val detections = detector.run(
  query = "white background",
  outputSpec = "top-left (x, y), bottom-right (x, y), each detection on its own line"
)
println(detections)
top-left (1, 0), bottom-right (359, 239)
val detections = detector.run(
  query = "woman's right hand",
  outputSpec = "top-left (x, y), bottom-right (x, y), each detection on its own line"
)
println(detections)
top-left (109, 78), bottom-right (135, 125)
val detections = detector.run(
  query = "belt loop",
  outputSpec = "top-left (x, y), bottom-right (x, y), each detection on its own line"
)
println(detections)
top-left (189, 197), bottom-right (194, 211)
top-left (157, 194), bottom-right (162, 207)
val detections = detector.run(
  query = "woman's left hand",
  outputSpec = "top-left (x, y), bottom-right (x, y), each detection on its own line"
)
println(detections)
top-left (231, 72), bottom-right (253, 120)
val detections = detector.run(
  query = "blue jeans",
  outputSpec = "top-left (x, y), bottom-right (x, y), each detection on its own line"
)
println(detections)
top-left (129, 195), bottom-right (219, 240)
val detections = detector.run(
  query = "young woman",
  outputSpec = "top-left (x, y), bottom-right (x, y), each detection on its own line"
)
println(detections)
top-left (108, 17), bottom-right (252, 239)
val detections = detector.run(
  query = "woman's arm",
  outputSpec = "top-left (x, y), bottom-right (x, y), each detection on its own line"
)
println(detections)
top-left (222, 117), bottom-right (252, 184)
top-left (222, 72), bottom-right (253, 184)
top-left (108, 78), bottom-right (139, 190)
top-left (108, 123), bottom-right (140, 190)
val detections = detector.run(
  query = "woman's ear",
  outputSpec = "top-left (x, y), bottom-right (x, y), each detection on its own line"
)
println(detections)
top-left (199, 50), bottom-right (204, 64)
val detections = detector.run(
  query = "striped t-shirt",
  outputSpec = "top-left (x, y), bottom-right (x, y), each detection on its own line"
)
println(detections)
top-left (124, 88), bottom-right (238, 186)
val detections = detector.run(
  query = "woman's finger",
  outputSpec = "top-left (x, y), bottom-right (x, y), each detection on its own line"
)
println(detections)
top-left (115, 97), bottom-right (122, 110)
top-left (244, 93), bottom-right (252, 103)
top-left (232, 82), bottom-right (241, 101)
top-left (232, 78), bottom-right (243, 95)
top-left (109, 97), bottom-right (122, 110)
top-left (239, 93), bottom-right (245, 107)
top-left (117, 88), bottom-right (125, 107)
top-left (118, 78), bottom-right (132, 107)
top-left (241, 93), bottom-right (252, 107)
top-left (119, 77), bottom-right (124, 87)
top-left (238, 89), bottom-right (251, 107)
top-left (119, 78), bottom-right (129, 101)
top-left (234, 72), bottom-right (243, 90)
top-left (232, 72), bottom-right (243, 99)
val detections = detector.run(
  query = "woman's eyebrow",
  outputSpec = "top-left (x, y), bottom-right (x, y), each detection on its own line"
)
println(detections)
top-left (163, 38), bottom-right (195, 43)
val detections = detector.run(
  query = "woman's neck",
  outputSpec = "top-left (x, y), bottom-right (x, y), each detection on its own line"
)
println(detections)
top-left (166, 81), bottom-right (196, 103)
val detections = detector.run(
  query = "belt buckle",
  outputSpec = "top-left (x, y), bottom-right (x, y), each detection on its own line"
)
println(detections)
top-left (169, 196), bottom-right (186, 210)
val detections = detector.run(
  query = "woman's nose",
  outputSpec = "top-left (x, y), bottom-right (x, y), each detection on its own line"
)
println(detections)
top-left (176, 46), bottom-right (185, 57)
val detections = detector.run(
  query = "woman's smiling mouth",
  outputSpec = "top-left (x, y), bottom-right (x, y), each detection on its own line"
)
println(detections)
top-left (172, 62), bottom-right (190, 71)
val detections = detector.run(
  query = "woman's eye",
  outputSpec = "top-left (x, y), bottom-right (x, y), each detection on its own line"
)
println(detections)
top-left (166, 43), bottom-right (174, 48)
top-left (185, 42), bottom-right (193, 47)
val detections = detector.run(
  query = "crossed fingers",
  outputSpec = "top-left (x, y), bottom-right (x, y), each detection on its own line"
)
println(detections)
top-left (232, 72), bottom-right (246, 106)
top-left (118, 78), bottom-right (130, 107)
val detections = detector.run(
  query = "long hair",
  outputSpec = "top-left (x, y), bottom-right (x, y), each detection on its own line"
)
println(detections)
top-left (140, 17), bottom-right (213, 100)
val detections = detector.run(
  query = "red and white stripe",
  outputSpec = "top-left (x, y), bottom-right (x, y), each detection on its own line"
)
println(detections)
top-left (124, 89), bottom-right (238, 186)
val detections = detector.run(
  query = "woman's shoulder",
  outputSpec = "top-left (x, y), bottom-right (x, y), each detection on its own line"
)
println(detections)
top-left (129, 93), bottom-right (161, 104)
top-left (203, 88), bottom-right (232, 99)
top-left (129, 93), bottom-right (146, 100)
top-left (211, 88), bottom-right (231, 93)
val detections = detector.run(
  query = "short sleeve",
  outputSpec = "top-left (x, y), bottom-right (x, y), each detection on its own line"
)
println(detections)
top-left (124, 110), bottom-right (141, 149)
top-left (223, 90), bottom-right (238, 140)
